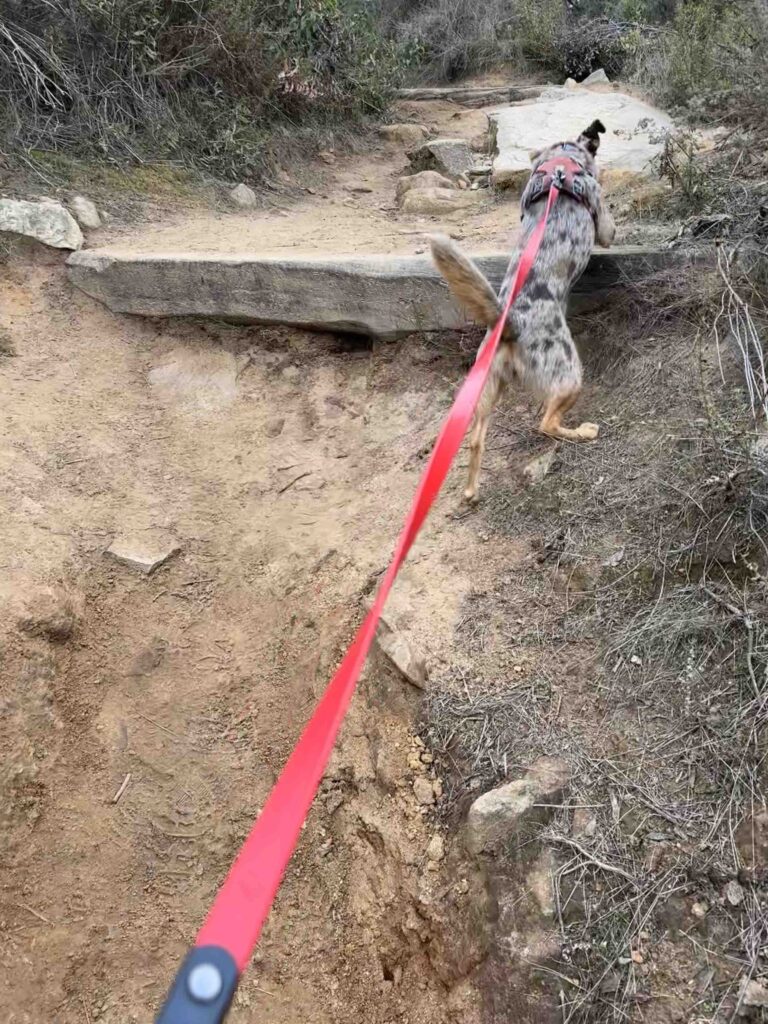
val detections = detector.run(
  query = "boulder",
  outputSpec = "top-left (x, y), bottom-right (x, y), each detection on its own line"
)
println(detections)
top-left (70, 195), bottom-right (102, 230)
top-left (0, 199), bottom-right (83, 250)
top-left (407, 138), bottom-right (474, 180)
top-left (229, 183), bottom-right (257, 209)
top-left (67, 246), bottom-right (699, 342)
top-left (379, 123), bottom-right (429, 147)
top-left (400, 187), bottom-right (475, 216)
top-left (396, 170), bottom-right (455, 200)
top-left (466, 757), bottom-right (570, 856)
top-left (490, 88), bottom-right (673, 188)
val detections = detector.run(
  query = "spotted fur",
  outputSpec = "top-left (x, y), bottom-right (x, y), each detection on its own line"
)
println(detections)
top-left (430, 120), bottom-right (617, 501)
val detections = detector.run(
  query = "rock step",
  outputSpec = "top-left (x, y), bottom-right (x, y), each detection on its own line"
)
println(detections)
top-left (67, 246), bottom-right (695, 342)
top-left (396, 85), bottom-right (542, 107)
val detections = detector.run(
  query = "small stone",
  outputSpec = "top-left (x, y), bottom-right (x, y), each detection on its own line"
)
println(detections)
top-left (602, 548), bottom-right (625, 568)
top-left (408, 754), bottom-right (426, 773)
top-left (691, 901), bottom-right (708, 918)
top-left (741, 979), bottom-right (768, 1010)
top-left (229, 183), bottom-right (257, 209)
top-left (264, 417), bottom-right (285, 438)
top-left (375, 627), bottom-right (427, 689)
top-left (318, 151), bottom-right (336, 165)
top-left (432, 778), bottom-right (443, 799)
top-left (564, 77), bottom-right (578, 89)
top-left (18, 586), bottom-right (80, 643)
top-left (523, 449), bottom-right (555, 485)
top-left (631, 950), bottom-right (644, 964)
top-left (379, 123), bottom-right (430, 147)
top-left (582, 68), bottom-right (609, 85)
top-left (420, 751), bottom-right (434, 764)
top-left (396, 170), bottom-right (455, 200)
top-left (106, 533), bottom-right (180, 575)
top-left (400, 187), bottom-right (475, 216)
top-left (325, 791), bottom-right (344, 814)
top-left (724, 880), bottom-right (744, 906)
top-left (426, 835), bottom-right (445, 862)
top-left (348, 185), bottom-right (374, 194)
top-left (630, 654), bottom-right (642, 666)
top-left (466, 757), bottom-right (570, 855)
top-left (69, 195), bottom-right (101, 230)
top-left (413, 776), bottom-right (435, 806)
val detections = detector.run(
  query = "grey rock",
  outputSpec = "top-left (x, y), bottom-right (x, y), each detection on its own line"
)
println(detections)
top-left (0, 199), bottom-right (83, 250)
top-left (229, 183), bottom-right (257, 209)
top-left (582, 68), bottom-right (609, 85)
top-left (400, 187), bottom-right (475, 216)
top-left (724, 879), bottom-right (744, 906)
top-left (70, 195), bottom-right (102, 230)
top-left (523, 449), bottom-right (555, 485)
top-left (379, 123), bottom-right (429, 146)
top-left (739, 979), bottom-right (768, 1012)
top-left (376, 625), bottom-right (427, 689)
top-left (396, 170), bottom-right (455, 200)
top-left (18, 586), bottom-right (80, 643)
top-left (67, 246), bottom-right (700, 342)
top-left (466, 757), bottom-right (570, 856)
top-left (396, 85), bottom-right (542, 107)
top-left (408, 138), bottom-right (474, 180)
top-left (413, 776), bottom-right (435, 806)
top-left (264, 416), bottom-right (285, 438)
top-left (106, 532), bottom-right (180, 574)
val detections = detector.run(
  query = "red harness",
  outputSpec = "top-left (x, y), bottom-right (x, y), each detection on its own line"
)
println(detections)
top-left (525, 153), bottom-right (597, 223)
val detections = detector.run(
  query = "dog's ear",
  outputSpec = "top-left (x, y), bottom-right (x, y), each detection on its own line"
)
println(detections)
top-left (577, 118), bottom-right (605, 156)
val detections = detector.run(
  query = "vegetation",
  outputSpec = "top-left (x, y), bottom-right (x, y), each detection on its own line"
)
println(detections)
top-left (0, 0), bottom-right (408, 181)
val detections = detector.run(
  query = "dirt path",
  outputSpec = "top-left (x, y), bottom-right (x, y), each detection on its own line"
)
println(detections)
top-left (5, 79), bottom-right (750, 1024)
top-left (94, 93), bottom-right (519, 259)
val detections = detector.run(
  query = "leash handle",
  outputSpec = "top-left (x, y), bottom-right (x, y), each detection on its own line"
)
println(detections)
top-left (154, 184), bottom-right (560, 1023)
top-left (155, 947), bottom-right (238, 1024)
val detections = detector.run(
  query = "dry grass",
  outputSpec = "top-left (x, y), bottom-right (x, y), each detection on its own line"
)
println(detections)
top-left (423, 252), bottom-right (768, 1020)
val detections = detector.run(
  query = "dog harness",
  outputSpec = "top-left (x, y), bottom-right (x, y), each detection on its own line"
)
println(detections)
top-left (523, 145), bottom-right (598, 224)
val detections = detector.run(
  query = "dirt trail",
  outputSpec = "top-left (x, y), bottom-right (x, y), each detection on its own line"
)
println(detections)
top-left (95, 93), bottom-right (517, 258)
top-left (2, 80), bottom-right (722, 1024)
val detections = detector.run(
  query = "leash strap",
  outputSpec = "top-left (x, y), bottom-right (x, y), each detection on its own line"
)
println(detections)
top-left (155, 184), bottom-right (560, 1024)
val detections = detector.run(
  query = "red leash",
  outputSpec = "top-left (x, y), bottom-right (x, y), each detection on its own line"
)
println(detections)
top-left (155, 184), bottom-right (560, 1024)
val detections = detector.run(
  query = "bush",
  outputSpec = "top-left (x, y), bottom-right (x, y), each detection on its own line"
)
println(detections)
top-left (634, 0), bottom-right (768, 123)
top-left (0, 0), bottom-right (407, 180)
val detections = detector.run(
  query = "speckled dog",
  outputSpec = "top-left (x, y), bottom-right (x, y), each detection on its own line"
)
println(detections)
top-left (431, 119), bottom-right (616, 501)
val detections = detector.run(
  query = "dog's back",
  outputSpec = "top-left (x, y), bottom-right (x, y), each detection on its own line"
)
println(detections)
top-left (430, 119), bottom-right (615, 499)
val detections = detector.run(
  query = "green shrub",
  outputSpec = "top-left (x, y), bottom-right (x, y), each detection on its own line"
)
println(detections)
top-left (0, 0), bottom-right (407, 180)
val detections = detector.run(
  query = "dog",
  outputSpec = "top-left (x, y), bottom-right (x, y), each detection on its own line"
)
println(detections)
top-left (430, 119), bottom-right (617, 501)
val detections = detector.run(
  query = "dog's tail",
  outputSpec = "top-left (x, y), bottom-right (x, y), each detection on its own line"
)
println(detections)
top-left (429, 234), bottom-right (504, 330)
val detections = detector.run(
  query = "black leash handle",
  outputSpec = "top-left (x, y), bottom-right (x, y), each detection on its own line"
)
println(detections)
top-left (155, 946), bottom-right (238, 1024)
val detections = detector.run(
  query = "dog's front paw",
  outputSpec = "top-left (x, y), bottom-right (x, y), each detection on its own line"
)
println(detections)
top-left (577, 422), bottom-right (600, 440)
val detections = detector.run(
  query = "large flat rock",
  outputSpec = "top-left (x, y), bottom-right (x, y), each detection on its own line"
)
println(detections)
top-left (67, 247), bottom-right (691, 341)
top-left (491, 87), bottom-right (673, 188)
top-left (397, 84), bottom-right (542, 107)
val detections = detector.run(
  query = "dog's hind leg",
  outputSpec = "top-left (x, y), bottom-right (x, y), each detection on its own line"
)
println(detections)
top-left (465, 348), bottom-right (512, 502)
top-left (538, 388), bottom-right (599, 441)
